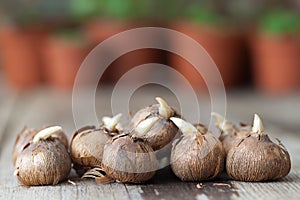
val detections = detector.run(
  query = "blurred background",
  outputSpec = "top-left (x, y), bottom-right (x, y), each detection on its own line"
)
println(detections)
top-left (1, 1), bottom-right (300, 188)
top-left (0, 0), bottom-right (299, 95)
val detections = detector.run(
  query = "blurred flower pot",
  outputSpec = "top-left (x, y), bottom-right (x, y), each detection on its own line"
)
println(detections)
top-left (85, 19), bottom-right (163, 84)
top-left (170, 21), bottom-right (246, 90)
top-left (85, 19), bottom-right (126, 45)
top-left (105, 48), bottom-right (164, 84)
top-left (42, 30), bottom-right (89, 90)
top-left (250, 9), bottom-right (300, 94)
top-left (81, 0), bottom-right (166, 85)
top-left (0, 25), bottom-right (45, 90)
top-left (251, 34), bottom-right (300, 94)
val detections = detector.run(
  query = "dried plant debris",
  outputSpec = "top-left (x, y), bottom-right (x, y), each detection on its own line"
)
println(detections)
top-left (67, 179), bottom-right (76, 186)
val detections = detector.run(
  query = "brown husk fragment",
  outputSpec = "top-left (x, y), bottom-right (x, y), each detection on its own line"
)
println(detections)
top-left (14, 137), bottom-right (71, 186)
top-left (212, 113), bottom-right (251, 154)
top-left (171, 122), bottom-right (225, 181)
top-left (12, 126), bottom-right (69, 166)
top-left (226, 133), bottom-right (291, 182)
top-left (70, 125), bottom-right (118, 176)
top-left (12, 127), bottom-right (38, 166)
top-left (220, 129), bottom-right (250, 154)
top-left (102, 134), bottom-right (157, 183)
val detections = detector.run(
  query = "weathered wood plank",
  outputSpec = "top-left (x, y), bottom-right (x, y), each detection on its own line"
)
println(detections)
top-left (232, 172), bottom-right (300, 200)
top-left (0, 93), bottom-right (16, 155)
top-left (0, 91), bottom-right (17, 194)
top-left (0, 92), bottom-right (42, 187)
top-left (226, 91), bottom-right (300, 132)
top-left (0, 89), bottom-right (300, 200)
top-left (0, 91), bottom-right (132, 200)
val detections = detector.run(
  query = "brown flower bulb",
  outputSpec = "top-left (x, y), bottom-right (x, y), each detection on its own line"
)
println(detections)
top-left (212, 113), bottom-right (250, 154)
top-left (170, 118), bottom-right (225, 181)
top-left (48, 126), bottom-right (69, 150)
top-left (128, 97), bottom-right (180, 152)
top-left (70, 114), bottom-right (122, 176)
top-left (12, 126), bottom-right (68, 166)
top-left (14, 126), bottom-right (71, 186)
top-left (226, 114), bottom-right (291, 182)
top-left (102, 118), bottom-right (158, 183)
top-left (12, 127), bottom-right (38, 166)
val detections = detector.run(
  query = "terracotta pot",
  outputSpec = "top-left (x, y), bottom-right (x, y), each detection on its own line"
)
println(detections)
top-left (85, 19), bottom-right (164, 84)
top-left (85, 19), bottom-right (127, 44)
top-left (105, 49), bottom-right (165, 84)
top-left (170, 21), bottom-right (246, 90)
top-left (250, 33), bottom-right (300, 94)
top-left (0, 25), bottom-right (46, 90)
top-left (43, 36), bottom-right (89, 90)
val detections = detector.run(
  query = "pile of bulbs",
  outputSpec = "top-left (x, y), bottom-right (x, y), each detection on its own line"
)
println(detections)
top-left (13, 97), bottom-right (291, 186)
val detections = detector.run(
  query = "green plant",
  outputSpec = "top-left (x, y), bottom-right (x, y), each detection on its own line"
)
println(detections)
top-left (101, 0), bottom-right (135, 20)
top-left (183, 1), bottom-right (228, 26)
top-left (187, 7), bottom-right (225, 25)
top-left (52, 27), bottom-right (87, 46)
top-left (69, 0), bottom-right (103, 22)
top-left (154, 0), bottom-right (183, 22)
top-left (55, 28), bottom-right (82, 38)
top-left (260, 9), bottom-right (300, 35)
top-left (97, 0), bottom-right (152, 21)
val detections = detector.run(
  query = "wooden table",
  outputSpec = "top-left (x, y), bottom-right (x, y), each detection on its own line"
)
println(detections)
top-left (0, 87), bottom-right (300, 200)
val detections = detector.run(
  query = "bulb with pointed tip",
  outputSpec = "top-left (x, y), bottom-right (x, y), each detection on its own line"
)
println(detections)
top-left (170, 118), bottom-right (225, 181)
top-left (101, 118), bottom-right (158, 183)
top-left (226, 114), bottom-right (291, 181)
top-left (212, 113), bottom-right (250, 154)
top-left (14, 126), bottom-right (71, 186)
top-left (12, 126), bottom-right (68, 166)
top-left (128, 97), bottom-right (180, 151)
top-left (70, 114), bottom-right (123, 176)
top-left (102, 132), bottom-right (157, 183)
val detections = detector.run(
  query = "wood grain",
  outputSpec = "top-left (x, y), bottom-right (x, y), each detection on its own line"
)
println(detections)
top-left (0, 89), bottom-right (300, 200)
top-left (0, 93), bottom-right (16, 155)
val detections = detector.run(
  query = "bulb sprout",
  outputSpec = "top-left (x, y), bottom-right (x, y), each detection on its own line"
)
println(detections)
top-left (134, 117), bottom-right (159, 137)
top-left (211, 112), bottom-right (234, 133)
top-left (102, 113), bottom-right (122, 131)
top-left (252, 114), bottom-right (264, 134)
top-left (170, 117), bottom-right (197, 134)
top-left (33, 126), bottom-right (62, 143)
top-left (156, 97), bottom-right (173, 119)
